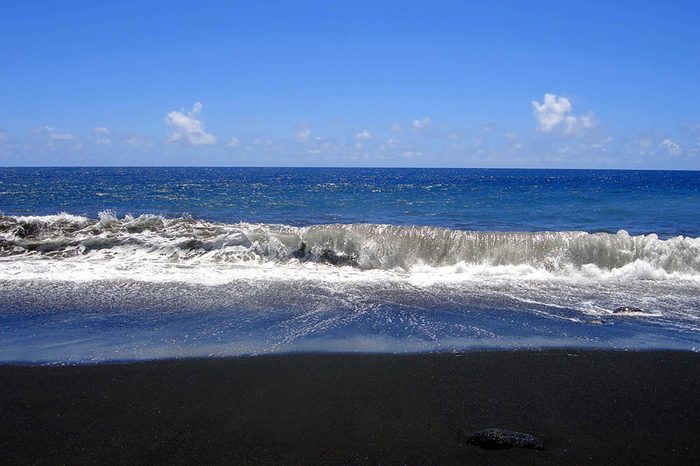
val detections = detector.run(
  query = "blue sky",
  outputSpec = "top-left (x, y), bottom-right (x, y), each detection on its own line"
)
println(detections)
top-left (1, 1), bottom-right (699, 168)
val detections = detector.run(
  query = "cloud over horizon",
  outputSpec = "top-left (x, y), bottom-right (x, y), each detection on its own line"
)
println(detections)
top-left (1, 93), bottom-right (698, 169)
top-left (661, 138), bottom-right (681, 155)
top-left (34, 126), bottom-right (75, 142)
top-left (356, 130), bottom-right (372, 141)
top-left (532, 94), bottom-right (596, 135)
top-left (295, 128), bottom-right (311, 143)
top-left (412, 117), bottom-right (432, 131)
top-left (165, 102), bottom-right (216, 146)
top-left (94, 127), bottom-right (111, 145)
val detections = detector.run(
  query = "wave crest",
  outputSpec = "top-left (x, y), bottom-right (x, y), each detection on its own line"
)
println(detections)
top-left (1, 212), bottom-right (699, 280)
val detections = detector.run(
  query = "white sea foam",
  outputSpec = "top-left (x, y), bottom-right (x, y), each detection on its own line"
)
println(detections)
top-left (13, 212), bottom-right (91, 224)
top-left (1, 212), bottom-right (699, 284)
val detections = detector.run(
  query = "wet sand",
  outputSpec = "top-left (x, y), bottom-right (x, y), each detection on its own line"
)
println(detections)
top-left (2, 350), bottom-right (699, 465)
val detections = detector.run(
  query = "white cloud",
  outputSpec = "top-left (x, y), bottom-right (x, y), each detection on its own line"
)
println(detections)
top-left (124, 134), bottom-right (150, 147)
top-left (532, 93), bottom-right (596, 135)
top-left (165, 101), bottom-right (216, 146)
top-left (661, 138), bottom-right (681, 155)
top-left (573, 112), bottom-right (596, 133)
top-left (226, 137), bottom-right (240, 148)
top-left (356, 129), bottom-right (372, 141)
top-left (295, 128), bottom-right (311, 143)
top-left (378, 138), bottom-right (401, 152)
top-left (94, 127), bottom-right (111, 144)
top-left (34, 126), bottom-right (75, 141)
top-left (412, 117), bottom-right (431, 131)
top-left (590, 135), bottom-right (613, 149)
top-left (253, 137), bottom-right (273, 146)
top-left (636, 138), bottom-right (653, 149)
top-left (49, 133), bottom-right (74, 141)
top-left (390, 122), bottom-right (404, 132)
top-left (0, 130), bottom-right (8, 153)
top-left (402, 151), bottom-right (423, 158)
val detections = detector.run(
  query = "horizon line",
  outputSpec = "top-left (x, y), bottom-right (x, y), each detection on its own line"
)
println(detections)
top-left (0, 165), bottom-right (698, 172)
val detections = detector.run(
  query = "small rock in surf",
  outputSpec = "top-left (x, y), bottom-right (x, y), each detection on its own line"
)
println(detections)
top-left (464, 428), bottom-right (544, 450)
top-left (291, 242), bottom-right (358, 266)
top-left (14, 222), bottom-right (41, 238)
top-left (292, 241), bottom-right (307, 259)
top-left (319, 249), bottom-right (358, 267)
top-left (613, 306), bottom-right (645, 314)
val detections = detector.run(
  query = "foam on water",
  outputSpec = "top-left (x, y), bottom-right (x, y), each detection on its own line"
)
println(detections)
top-left (1, 276), bottom-right (699, 363)
top-left (1, 212), bottom-right (699, 285)
top-left (2, 211), bottom-right (699, 362)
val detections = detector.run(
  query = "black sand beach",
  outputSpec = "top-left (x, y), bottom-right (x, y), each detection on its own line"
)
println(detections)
top-left (2, 350), bottom-right (699, 465)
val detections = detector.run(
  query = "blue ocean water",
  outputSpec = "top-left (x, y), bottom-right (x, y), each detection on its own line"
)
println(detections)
top-left (2, 167), bottom-right (699, 236)
top-left (1, 167), bottom-right (699, 363)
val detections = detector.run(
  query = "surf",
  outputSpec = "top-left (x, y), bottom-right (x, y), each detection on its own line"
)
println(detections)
top-left (1, 212), bottom-right (699, 284)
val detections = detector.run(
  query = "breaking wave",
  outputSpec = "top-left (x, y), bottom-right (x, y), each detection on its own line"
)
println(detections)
top-left (1, 212), bottom-right (699, 283)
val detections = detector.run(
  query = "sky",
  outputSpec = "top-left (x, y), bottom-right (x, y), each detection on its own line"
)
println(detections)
top-left (0, 0), bottom-right (699, 169)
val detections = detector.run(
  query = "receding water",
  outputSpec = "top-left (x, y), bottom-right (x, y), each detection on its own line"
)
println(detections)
top-left (1, 168), bottom-right (699, 363)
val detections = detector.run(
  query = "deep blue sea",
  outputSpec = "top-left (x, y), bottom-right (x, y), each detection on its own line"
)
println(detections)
top-left (2, 167), bottom-right (700, 236)
top-left (1, 167), bottom-right (699, 363)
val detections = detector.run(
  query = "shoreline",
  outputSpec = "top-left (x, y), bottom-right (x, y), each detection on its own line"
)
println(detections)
top-left (2, 350), bottom-right (699, 464)
top-left (3, 346), bottom-right (699, 367)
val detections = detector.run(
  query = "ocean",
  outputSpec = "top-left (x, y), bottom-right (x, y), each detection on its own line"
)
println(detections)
top-left (1, 167), bottom-right (699, 363)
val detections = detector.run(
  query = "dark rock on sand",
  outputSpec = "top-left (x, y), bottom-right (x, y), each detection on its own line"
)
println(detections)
top-left (464, 428), bottom-right (544, 450)
top-left (613, 306), bottom-right (645, 314)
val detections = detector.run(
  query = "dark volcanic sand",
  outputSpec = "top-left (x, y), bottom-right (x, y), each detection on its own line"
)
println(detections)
top-left (1, 350), bottom-right (699, 465)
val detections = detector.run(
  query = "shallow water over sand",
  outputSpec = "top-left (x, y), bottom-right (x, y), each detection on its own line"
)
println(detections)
top-left (1, 168), bottom-right (699, 362)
